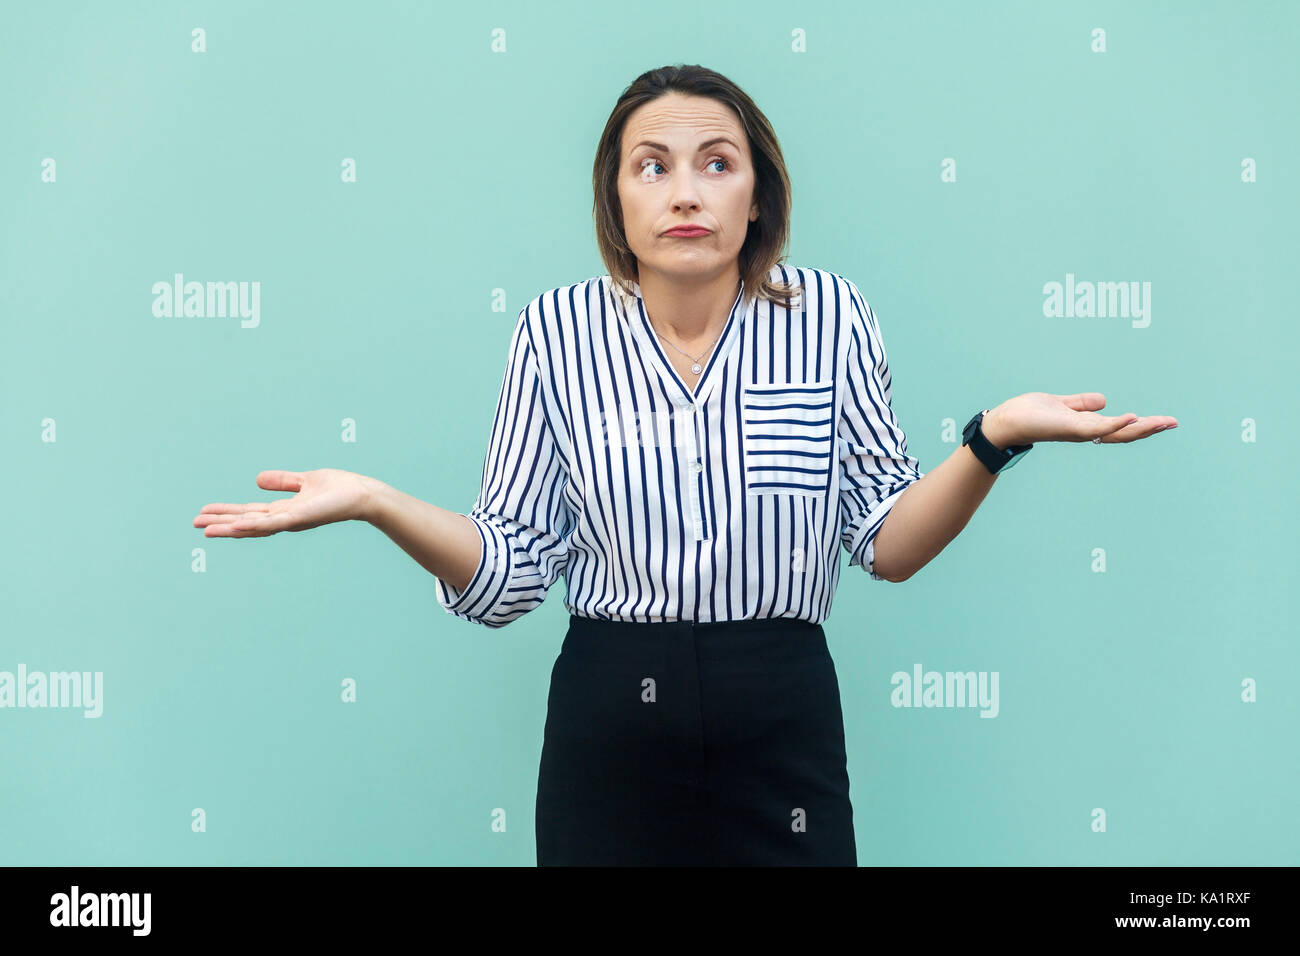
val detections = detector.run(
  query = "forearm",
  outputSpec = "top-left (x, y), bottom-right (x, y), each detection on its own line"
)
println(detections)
top-left (870, 408), bottom-right (1010, 583)
top-left (358, 477), bottom-right (482, 591)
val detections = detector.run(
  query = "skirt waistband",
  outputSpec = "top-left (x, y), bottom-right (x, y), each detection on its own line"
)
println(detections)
top-left (564, 613), bottom-right (827, 662)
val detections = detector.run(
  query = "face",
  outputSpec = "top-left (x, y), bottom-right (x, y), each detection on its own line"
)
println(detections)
top-left (617, 92), bottom-right (759, 286)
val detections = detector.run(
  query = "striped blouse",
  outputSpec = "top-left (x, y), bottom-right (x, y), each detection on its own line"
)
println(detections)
top-left (435, 264), bottom-right (926, 628)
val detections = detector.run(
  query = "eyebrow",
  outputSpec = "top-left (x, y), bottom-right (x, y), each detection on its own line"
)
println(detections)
top-left (629, 136), bottom-right (740, 155)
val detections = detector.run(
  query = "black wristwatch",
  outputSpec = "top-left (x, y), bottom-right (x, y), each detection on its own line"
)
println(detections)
top-left (962, 408), bottom-right (1033, 474)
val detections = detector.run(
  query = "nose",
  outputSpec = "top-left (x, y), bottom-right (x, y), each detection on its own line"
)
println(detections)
top-left (669, 181), bottom-right (702, 215)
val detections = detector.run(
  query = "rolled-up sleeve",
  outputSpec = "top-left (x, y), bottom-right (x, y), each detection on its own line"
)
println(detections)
top-left (838, 280), bottom-right (925, 581)
top-left (436, 308), bottom-right (572, 626)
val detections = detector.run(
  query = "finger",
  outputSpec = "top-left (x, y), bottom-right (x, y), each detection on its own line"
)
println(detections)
top-left (204, 518), bottom-right (276, 539)
top-left (198, 499), bottom-right (293, 529)
top-left (202, 521), bottom-right (255, 538)
top-left (1088, 414), bottom-right (1138, 443)
top-left (194, 503), bottom-right (270, 527)
top-left (232, 524), bottom-right (279, 538)
top-left (1125, 417), bottom-right (1179, 441)
top-left (197, 503), bottom-right (270, 517)
top-left (195, 514), bottom-right (268, 530)
top-left (256, 471), bottom-right (306, 493)
top-left (198, 503), bottom-right (271, 515)
top-left (1096, 415), bottom-right (1169, 444)
top-left (230, 510), bottom-right (298, 535)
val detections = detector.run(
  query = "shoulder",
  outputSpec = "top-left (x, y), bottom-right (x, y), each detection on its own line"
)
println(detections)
top-left (764, 264), bottom-right (863, 299)
top-left (506, 275), bottom-right (609, 353)
top-left (765, 264), bottom-right (871, 318)
top-left (517, 274), bottom-right (613, 325)
top-left (805, 266), bottom-right (874, 322)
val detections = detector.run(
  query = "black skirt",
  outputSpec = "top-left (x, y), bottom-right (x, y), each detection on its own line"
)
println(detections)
top-left (535, 613), bottom-right (857, 866)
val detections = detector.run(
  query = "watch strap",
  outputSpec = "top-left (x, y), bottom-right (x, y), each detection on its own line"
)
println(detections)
top-left (964, 409), bottom-right (1032, 475)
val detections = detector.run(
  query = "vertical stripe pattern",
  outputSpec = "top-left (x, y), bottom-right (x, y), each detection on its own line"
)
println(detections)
top-left (435, 265), bottom-right (925, 628)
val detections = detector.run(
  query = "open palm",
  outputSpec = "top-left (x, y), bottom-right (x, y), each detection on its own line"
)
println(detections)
top-left (193, 469), bottom-right (372, 538)
top-left (996, 392), bottom-right (1178, 445)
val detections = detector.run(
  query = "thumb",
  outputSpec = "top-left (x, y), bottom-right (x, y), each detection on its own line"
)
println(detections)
top-left (256, 470), bottom-right (306, 492)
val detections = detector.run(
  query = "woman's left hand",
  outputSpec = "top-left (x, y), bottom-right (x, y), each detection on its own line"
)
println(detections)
top-left (983, 392), bottom-right (1178, 448)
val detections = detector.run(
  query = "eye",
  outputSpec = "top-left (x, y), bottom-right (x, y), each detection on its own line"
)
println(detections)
top-left (637, 156), bottom-right (733, 182)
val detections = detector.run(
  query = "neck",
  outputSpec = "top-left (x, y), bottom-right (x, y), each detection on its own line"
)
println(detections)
top-left (637, 266), bottom-right (742, 346)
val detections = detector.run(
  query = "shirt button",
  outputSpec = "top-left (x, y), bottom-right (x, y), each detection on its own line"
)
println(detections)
top-left (692, 460), bottom-right (703, 474)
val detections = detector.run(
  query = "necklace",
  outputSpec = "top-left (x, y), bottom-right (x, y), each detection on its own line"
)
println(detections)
top-left (642, 277), bottom-right (741, 377)
top-left (655, 328), bottom-right (715, 375)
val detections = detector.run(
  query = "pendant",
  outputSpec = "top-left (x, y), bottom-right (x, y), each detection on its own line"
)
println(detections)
top-left (691, 362), bottom-right (702, 374)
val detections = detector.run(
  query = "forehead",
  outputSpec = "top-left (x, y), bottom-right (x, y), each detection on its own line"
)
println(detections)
top-left (622, 94), bottom-right (747, 154)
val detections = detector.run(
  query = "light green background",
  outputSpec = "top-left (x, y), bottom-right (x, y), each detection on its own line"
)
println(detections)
top-left (1, 0), bottom-right (1296, 865)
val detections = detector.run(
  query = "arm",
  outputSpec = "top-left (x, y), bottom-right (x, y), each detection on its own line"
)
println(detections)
top-left (195, 308), bottom-right (572, 626)
top-left (867, 411), bottom-right (1005, 584)
top-left (365, 308), bottom-right (571, 628)
top-left (836, 279), bottom-right (1178, 584)
top-left (837, 280), bottom-right (927, 582)
top-left (870, 390), bottom-right (1178, 582)
top-left (360, 483), bottom-right (483, 591)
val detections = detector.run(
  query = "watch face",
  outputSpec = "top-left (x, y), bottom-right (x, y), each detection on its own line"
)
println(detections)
top-left (962, 413), bottom-right (981, 445)
top-left (1002, 449), bottom-right (1028, 471)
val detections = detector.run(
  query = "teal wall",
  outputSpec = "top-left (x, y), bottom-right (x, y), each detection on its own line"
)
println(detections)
top-left (1, 0), bottom-right (1295, 865)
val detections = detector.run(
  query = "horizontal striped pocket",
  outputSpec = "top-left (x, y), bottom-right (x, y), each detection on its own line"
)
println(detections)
top-left (742, 380), bottom-right (835, 497)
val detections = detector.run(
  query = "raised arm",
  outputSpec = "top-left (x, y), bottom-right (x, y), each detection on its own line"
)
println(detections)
top-left (361, 484), bottom-right (483, 591)
top-left (394, 307), bottom-right (572, 628)
top-left (193, 467), bottom-right (482, 592)
top-left (193, 308), bottom-right (572, 629)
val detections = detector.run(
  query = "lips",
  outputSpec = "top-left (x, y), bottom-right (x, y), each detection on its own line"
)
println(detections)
top-left (664, 227), bottom-right (712, 237)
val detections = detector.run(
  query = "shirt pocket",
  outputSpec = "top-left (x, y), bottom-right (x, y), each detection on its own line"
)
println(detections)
top-left (742, 379), bottom-right (836, 497)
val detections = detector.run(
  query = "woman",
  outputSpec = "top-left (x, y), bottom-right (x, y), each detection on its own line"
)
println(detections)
top-left (193, 65), bottom-right (1177, 866)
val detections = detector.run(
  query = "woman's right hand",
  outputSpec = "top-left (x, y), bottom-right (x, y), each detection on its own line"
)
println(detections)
top-left (193, 469), bottom-right (380, 538)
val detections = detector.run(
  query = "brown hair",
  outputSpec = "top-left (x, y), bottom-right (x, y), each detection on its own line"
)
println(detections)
top-left (592, 64), bottom-right (800, 310)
